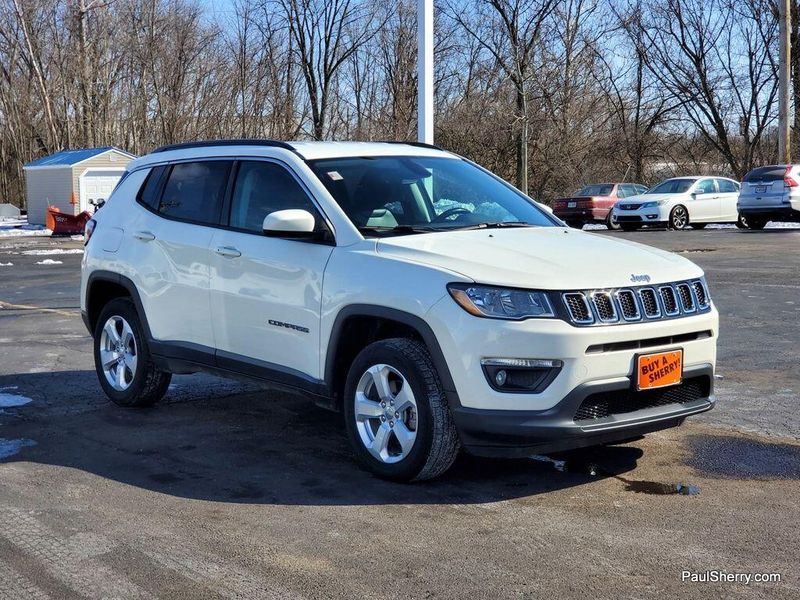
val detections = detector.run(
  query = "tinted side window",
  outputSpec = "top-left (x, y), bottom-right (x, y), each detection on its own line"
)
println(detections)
top-left (636, 185), bottom-right (649, 194)
top-left (717, 179), bottom-right (738, 193)
top-left (616, 185), bottom-right (627, 198)
top-left (159, 161), bottom-right (232, 225)
top-left (137, 166), bottom-right (168, 210)
top-left (695, 179), bottom-right (715, 194)
top-left (229, 161), bottom-right (317, 232)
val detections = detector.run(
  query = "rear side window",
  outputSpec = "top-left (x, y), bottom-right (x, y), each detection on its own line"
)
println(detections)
top-left (229, 161), bottom-right (317, 232)
top-left (744, 166), bottom-right (788, 182)
top-left (717, 179), bottom-right (738, 193)
top-left (159, 161), bottom-right (232, 225)
top-left (695, 179), bottom-right (716, 194)
top-left (137, 166), bottom-right (168, 210)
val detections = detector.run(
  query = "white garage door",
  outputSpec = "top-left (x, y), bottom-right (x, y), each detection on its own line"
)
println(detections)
top-left (80, 170), bottom-right (125, 212)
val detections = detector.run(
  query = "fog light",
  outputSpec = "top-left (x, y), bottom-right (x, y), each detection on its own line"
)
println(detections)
top-left (480, 358), bottom-right (563, 393)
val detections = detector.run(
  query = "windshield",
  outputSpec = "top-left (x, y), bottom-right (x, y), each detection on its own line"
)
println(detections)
top-left (648, 178), bottom-right (696, 194)
top-left (307, 156), bottom-right (558, 235)
top-left (576, 184), bottom-right (613, 196)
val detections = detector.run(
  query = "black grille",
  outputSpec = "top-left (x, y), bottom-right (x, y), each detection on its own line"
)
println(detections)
top-left (574, 377), bottom-right (710, 421)
top-left (592, 293), bottom-right (616, 321)
top-left (564, 293), bottom-right (592, 323)
top-left (660, 286), bottom-right (678, 314)
top-left (639, 288), bottom-right (660, 317)
top-left (676, 284), bottom-right (695, 312)
top-left (620, 204), bottom-right (641, 210)
top-left (617, 290), bottom-right (639, 320)
top-left (692, 281), bottom-right (708, 307)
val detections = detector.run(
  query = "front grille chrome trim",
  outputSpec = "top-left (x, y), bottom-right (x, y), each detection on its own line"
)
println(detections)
top-left (560, 279), bottom-right (711, 326)
top-left (615, 289), bottom-right (641, 321)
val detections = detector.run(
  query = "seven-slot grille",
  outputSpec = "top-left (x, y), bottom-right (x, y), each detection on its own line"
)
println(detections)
top-left (561, 279), bottom-right (710, 326)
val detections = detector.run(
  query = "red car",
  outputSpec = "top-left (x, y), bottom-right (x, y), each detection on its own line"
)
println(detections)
top-left (553, 183), bottom-right (648, 229)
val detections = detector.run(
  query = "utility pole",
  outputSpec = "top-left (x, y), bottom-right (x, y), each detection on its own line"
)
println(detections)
top-left (417, 0), bottom-right (434, 144)
top-left (779, 0), bottom-right (791, 163)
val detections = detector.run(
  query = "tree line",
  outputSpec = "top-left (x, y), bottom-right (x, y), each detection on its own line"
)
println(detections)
top-left (0, 0), bottom-right (792, 208)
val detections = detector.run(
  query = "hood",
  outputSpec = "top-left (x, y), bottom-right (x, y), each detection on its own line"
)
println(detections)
top-left (376, 227), bottom-right (702, 290)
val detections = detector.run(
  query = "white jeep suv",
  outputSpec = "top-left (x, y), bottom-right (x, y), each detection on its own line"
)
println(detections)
top-left (81, 140), bottom-right (718, 481)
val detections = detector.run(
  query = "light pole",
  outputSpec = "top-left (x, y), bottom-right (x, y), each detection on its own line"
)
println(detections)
top-left (779, 0), bottom-right (791, 163)
top-left (417, 0), bottom-right (434, 144)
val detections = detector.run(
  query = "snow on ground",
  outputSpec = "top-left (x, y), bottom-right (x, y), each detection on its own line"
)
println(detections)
top-left (0, 391), bottom-right (32, 408)
top-left (582, 222), bottom-right (800, 231)
top-left (0, 262), bottom-right (12, 267)
top-left (0, 216), bottom-right (50, 238)
top-left (22, 248), bottom-right (84, 256)
top-left (35, 259), bottom-right (63, 265)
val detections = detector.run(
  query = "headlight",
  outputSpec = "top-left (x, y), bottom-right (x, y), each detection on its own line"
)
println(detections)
top-left (641, 200), bottom-right (665, 208)
top-left (447, 283), bottom-right (555, 319)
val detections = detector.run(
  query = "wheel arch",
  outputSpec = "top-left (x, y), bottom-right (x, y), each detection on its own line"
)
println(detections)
top-left (85, 271), bottom-right (152, 339)
top-left (324, 305), bottom-right (458, 411)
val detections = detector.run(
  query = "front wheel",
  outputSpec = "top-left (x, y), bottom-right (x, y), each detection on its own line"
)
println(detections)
top-left (343, 338), bottom-right (460, 481)
top-left (93, 298), bottom-right (171, 407)
top-left (605, 212), bottom-right (621, 230)
top-left (668, 205), bottom-right (689, 230)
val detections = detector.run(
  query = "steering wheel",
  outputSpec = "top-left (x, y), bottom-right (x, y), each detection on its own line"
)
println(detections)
top-left (432, 207), bottom-right (470, 223)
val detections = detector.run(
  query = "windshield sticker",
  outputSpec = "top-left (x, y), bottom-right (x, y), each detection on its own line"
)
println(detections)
top-left (327, 171), bottom-right (343, 181)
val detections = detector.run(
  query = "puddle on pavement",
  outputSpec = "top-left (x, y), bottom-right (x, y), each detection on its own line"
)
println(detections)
top-left (615, 476), bottom-right (700, 495)
top-left (687, 434), bottom-right (800, 479)
top-left (676, 248), bottom-right (716, 254)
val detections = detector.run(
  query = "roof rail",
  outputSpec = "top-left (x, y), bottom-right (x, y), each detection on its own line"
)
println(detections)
top-left (377, 140), bottom-right (445, 151)
top-left (151, 139), bottom-right (300, 155)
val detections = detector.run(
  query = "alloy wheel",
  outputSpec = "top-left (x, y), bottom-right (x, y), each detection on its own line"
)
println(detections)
top-left (99, 316), bottom-right (138, 391)
top-left (671, 206), bottom-right (688, 229)
top-left (353, 364), bottom-right (418, 464)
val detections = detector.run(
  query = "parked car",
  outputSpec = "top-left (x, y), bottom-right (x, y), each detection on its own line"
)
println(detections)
top-left (612, 176), bottom-right (740, 231)
top-left (737, 165), bottom-right (800, 229)
top-left (553, 182), bottom-right (648, 229)
top-left (81, 140), bottom-right (718, 481)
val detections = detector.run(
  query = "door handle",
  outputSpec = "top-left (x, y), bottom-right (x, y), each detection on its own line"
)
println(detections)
top-left (133, 230), bottom-right (155, 242)
top-left (214, 246), bottom-right (242, 258)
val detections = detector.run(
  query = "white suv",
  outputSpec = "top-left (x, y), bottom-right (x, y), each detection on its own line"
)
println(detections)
top-left (81, 140), bottom-right (718, 481)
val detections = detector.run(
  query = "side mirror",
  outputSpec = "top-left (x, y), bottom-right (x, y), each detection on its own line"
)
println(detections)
top-left (262, 209), bottom-right (316, 238)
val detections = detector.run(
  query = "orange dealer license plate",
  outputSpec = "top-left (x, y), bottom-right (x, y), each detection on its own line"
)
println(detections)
top-left (636, 349), bottom-right (683, 391)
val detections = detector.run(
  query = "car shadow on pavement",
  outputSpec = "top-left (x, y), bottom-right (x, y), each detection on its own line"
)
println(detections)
top-left (1, 370), bottom-right (647, 505)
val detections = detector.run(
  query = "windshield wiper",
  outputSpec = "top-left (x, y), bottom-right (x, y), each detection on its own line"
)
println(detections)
top-left (357, 225), bottom-right (438, 236)
top-left (444, 221), bottom-right (538, 231)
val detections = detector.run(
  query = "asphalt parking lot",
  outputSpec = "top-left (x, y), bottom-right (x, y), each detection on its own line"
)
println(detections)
top-left (1, 227), bottom-right (798, 599)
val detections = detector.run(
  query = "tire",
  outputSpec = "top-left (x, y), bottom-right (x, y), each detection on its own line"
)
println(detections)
top-left (668, 205), bottom-right (689, 230)
top-left (93, 298), bottom-right (171, 407)
top-left (745, 216), bottom-right (767, 230)
top-left (605, 212), bottom-right (621, 230)
top-left (690, 223), bottom-right (707, 230)
top-left (620, 223), bottom-right (641, 231)
top-left (343, 338), bottom-right (460, 482)
top-left (736, 214), bottom-right (748, 229)
top-left (566, 220), bottom-right (585, 229)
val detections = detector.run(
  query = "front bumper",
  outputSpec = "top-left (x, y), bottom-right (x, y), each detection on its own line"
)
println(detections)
top-left (612, 207), bottom-right (666, 225)
top-left (451, 364), bottom-right (714, 457)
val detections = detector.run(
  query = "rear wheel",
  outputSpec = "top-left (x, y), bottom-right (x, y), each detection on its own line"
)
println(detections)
top-left (690, 223), bottom-right (707, 230)
top-left (93, 298), bottom-right (171, 407)
top-left (343, 338), bottom-right (460, 481)
top-left (668, 205), bottom-right (689, 230)
top-left (744, 215), bottom-right (767, 230)
top-left (620, 223), bottom-right (641, 231)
